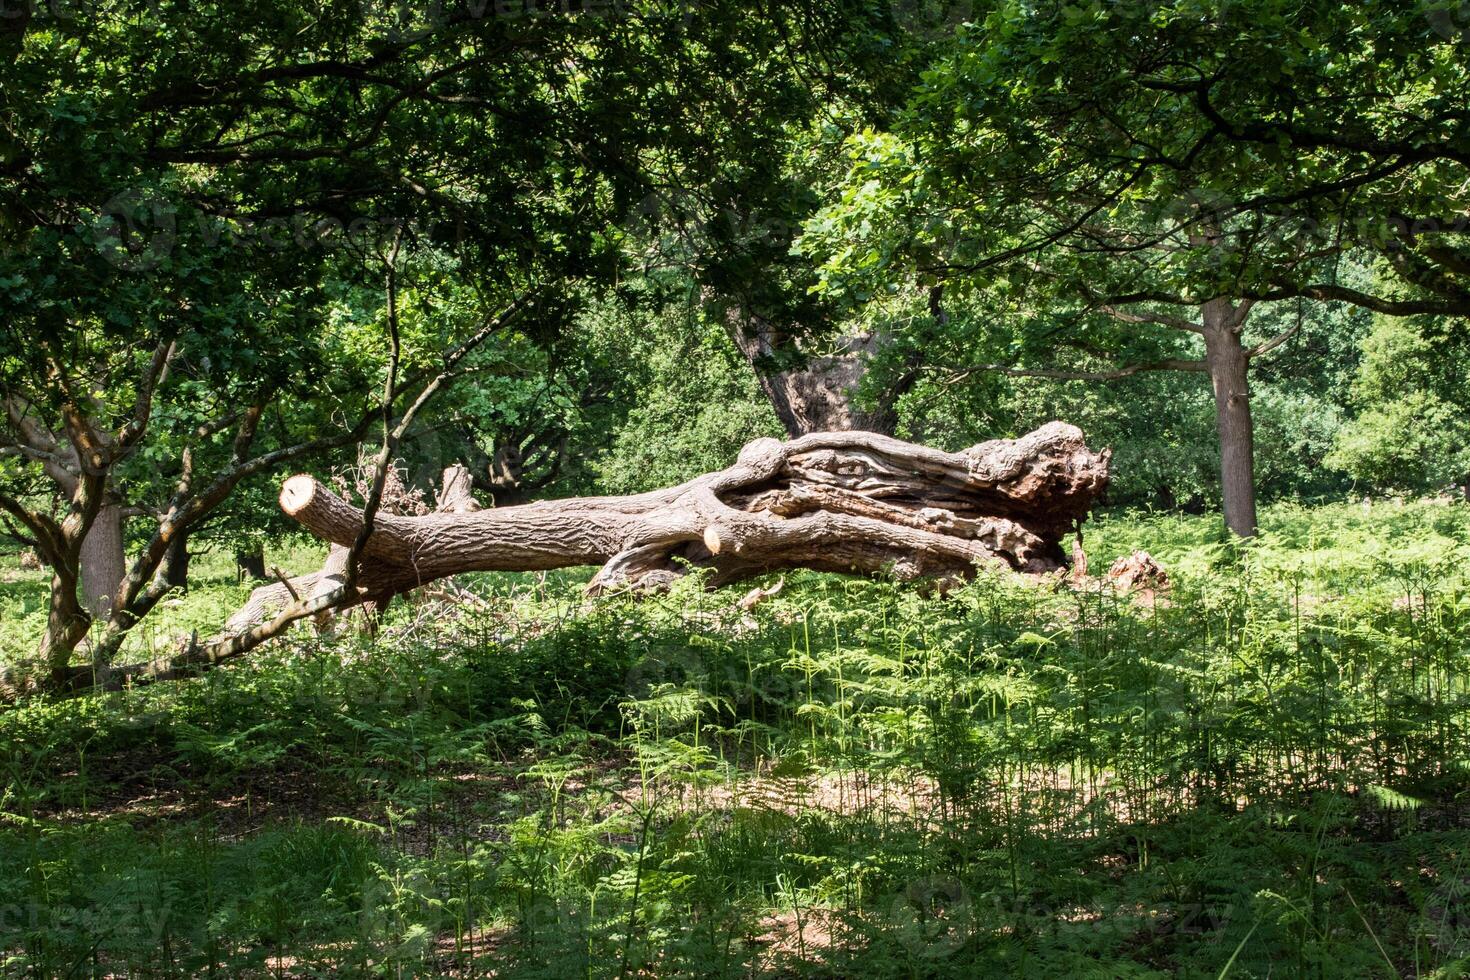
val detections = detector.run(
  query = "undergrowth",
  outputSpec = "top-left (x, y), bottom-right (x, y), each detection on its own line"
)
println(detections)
top-left (1, 499), bottom-right (1469, 977)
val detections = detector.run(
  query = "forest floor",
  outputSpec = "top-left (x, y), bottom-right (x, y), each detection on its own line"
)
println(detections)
top-left (2, 499), bottom-right (1470, 978)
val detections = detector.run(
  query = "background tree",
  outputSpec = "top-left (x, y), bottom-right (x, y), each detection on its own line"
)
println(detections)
top-left (1328, 312), bottom-right (1470, 497)
top-left (800, 0), bottom-right (1470, 535)
top-left (872, 287), bottom-right (1368, 510)
top-left (614, 18), bottom-right (936, 438)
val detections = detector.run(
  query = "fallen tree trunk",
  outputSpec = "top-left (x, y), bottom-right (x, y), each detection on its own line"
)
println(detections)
top-left (273, 423), bottom-right (1109, 604)
top-left (4, 425), bottom-right (1108, 698)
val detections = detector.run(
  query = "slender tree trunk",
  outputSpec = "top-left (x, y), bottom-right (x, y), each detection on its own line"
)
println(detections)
top-left (79, 503), bottom-right (125, 618)
top-left (40, 568), bottom-right (91, 690)
top-left (1200, 299), bottom-right (1258, 537)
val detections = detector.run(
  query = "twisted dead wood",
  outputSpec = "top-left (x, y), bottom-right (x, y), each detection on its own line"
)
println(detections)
top-left (269, 423), bottom-right (1110, 605)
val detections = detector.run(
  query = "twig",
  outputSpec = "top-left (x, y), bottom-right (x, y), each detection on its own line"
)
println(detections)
top-left (271, 567), bottom-right (301, 602)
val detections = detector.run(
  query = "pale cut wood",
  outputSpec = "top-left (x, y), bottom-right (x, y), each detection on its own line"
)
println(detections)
top-left (223, 464), bottom-right (482, 635)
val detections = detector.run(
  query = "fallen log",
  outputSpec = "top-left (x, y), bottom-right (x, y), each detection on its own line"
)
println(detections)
top-left (0, 426), bottom-right (1108, 698)
top-left (267, 423), bottom-right (1110, 607)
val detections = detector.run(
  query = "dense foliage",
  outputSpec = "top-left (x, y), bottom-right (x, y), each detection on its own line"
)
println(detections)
top-left (3, 503), bottom-right (1469, 975)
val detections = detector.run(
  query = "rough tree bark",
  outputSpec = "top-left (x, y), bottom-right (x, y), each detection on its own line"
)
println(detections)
top-left (79, 502), bottom-right (126, 617)
top-left (719, 299), bottom-right (909, 437)
top-left (717, 287), bottom-right (941, 438)
top-left (732, 327), bottom-right (895, 436)
top-left (1200, 298), bottom-right (1258, 538)
top-left (258, 424), bottom-right (1109, 615)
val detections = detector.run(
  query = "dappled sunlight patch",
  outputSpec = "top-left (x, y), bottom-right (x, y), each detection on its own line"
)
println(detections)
top-left (615, 764), bottom-right (944, 826)
top-left (751, 906), bottom-right (846, 972)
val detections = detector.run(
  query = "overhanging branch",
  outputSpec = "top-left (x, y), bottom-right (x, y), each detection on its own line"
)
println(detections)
top-left (1249, 282), bottom-right (1470, 316)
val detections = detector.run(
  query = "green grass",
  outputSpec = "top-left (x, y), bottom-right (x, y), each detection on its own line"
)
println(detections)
top-left (0, 537), bottom-right (332, 671)
top-left (2, 500), bottom-right (1470, 977)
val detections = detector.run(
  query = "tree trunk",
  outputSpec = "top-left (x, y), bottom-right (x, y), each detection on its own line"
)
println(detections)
top-left (435, 463), bottom-right (482, 514)
top-left (79, 503), bottom-right (125, 619)
top-left (163, 533), bottom-right (190, 593)
top-left (235, 546), bottom-right (266, 582)
top-left (1201, 299), bottom-right (1258, 538)
top-left (753, 334), bottom-right (896, 436)
top-left (718, 298), bottom-right (906, 436)
top-left (40, 567), bottom-right (91, 690)
top-left (262, 424), bottom-right (1109, 613)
